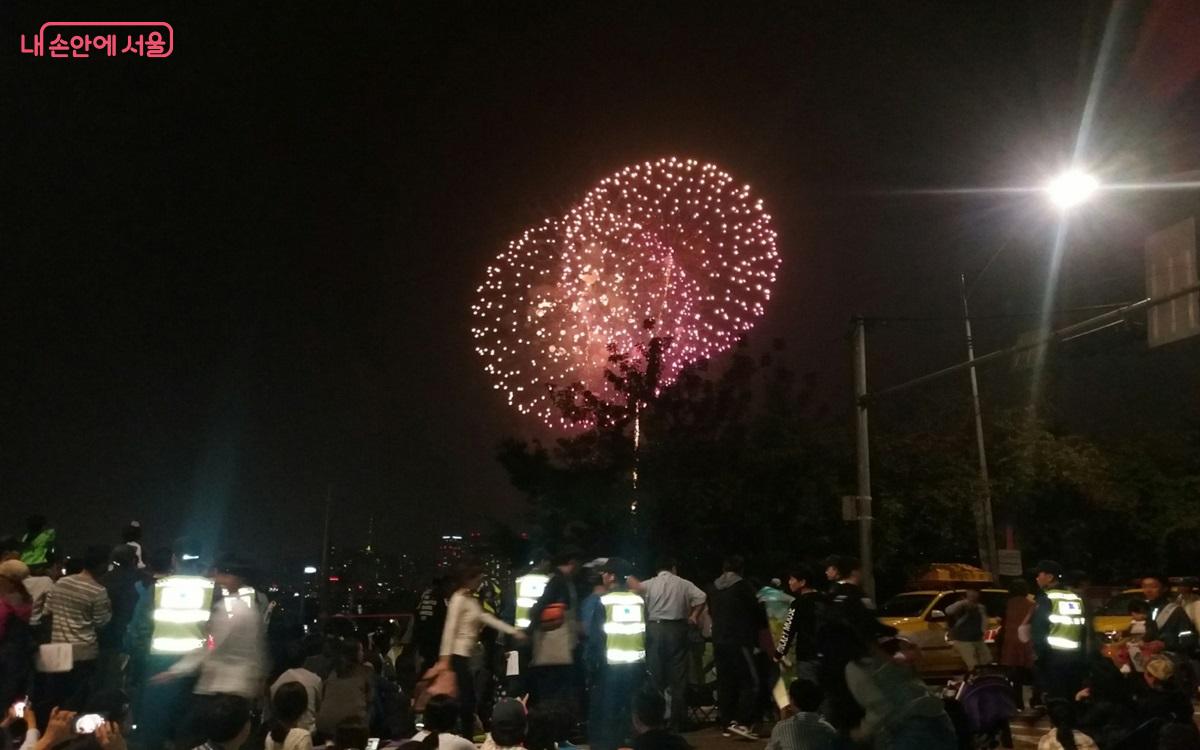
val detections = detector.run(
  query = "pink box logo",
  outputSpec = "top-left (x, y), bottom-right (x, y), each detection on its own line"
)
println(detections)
top-left (20, 21), bottom-right (173, 59)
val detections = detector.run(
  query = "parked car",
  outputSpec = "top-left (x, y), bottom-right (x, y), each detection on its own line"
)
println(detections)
top-left (878, 588), bottom-right (1008, 677)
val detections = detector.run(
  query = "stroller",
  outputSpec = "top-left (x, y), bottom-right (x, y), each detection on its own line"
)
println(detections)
top-left (946, 667), bottom-right (1018, 749)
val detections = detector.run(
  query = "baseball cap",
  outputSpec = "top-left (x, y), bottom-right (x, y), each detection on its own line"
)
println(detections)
top-left (599, 557), bottom-right (633, 578)
top-left (1034, 560), bottom-right (1063, 577)
top-left (0, 559), bottom-right (30, 582)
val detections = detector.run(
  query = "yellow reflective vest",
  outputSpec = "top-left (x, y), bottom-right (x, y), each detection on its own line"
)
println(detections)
top-left (1045, 589), bottom-right (1086, 651)
top-left (151, 575), bottom-right (214, 654)
top-left (515, 573), bottom-right (549, 629)
top-left (601, 590), bottom-right (646, 664)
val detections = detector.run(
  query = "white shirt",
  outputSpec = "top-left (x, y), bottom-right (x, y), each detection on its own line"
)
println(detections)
top-left (412, 731), bottom-right (475, 750)
top-left (271, 668), bottom-right (323, 733)
top-left (265, 727), bottom-right (314, 750)
top-left (440, 590), bottom-right (516, 657)
top-left (24, 576), bottom-right (53, 625)
top-left (640, 570), bottom-right (706, 621)
top-left (168, 589), bottom-right (267, 697)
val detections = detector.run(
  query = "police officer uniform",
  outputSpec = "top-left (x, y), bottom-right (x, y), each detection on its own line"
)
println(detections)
top-left (589, 558), bottom-right (646, 750)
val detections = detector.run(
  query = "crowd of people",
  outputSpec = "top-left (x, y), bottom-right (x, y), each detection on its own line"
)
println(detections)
top-left (2, 516), bottom-right (1200, 750)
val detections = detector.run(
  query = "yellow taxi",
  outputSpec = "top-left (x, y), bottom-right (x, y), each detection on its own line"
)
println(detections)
top-left (1093, 588), bottom-right (1142, 642)
top-left (878, 589), bottom-right (1008, 677)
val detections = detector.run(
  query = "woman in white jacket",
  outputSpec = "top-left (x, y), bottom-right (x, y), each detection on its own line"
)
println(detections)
top-left (432, 559), bottom-right (525, 735)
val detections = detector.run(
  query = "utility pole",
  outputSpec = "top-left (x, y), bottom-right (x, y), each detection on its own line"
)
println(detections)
top-left (851, 317), bottom-right (875, 601)
top-left (961, 275), bottom-right (999, 574)
top-left (320, 485), bottom-right (332, 621)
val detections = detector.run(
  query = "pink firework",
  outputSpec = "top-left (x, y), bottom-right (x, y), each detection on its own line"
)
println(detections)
top-left (472, 156), bottom-right (780, 428)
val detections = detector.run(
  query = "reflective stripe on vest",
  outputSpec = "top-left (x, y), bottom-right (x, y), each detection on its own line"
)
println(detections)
top-left (515, 574), bottom-right (549, 628)
top-left (152, 575), bottom-right (214, 655)
top-left (1046, 589), bottom-right (1084, 651)
top-left (602, 591), bottom-right (645, 664)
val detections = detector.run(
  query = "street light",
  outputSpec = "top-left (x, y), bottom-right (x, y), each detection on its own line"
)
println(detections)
top-left (1046, 169), bottom-right (1099, 210)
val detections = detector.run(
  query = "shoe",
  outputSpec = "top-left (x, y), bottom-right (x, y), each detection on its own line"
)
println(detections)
top-left (727, 723), bottom-right (759, 740)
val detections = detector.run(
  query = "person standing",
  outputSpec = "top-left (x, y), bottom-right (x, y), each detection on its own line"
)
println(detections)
top-left (1030, 560), bottom-right (1087, 731)
top-left (824, 557), bottom-right (891, 640)
top-left (630, 556), bottom-right (706, 732)
top-left (774, 567), bottom-right (825, 684)
top-left (19, 517), bottom-right (56, 569)
top-left (709, 555), bottom-right (768, 739)
top-left (526, 547), bottom-right (582, 741)
top-left (154, 554), bottom-right (267, 730)
top-left (998, 579), bottom-right (1036, 710)
top-left (945, 588), bottom-right (992, 672)
top-left (415, 576), bottom-right (451, 676)
top-left (588, 558), bottom-right (645, 750)
top-left (43, 544), bottom-right (113, 712)
top-left (436, 558), bottom-right (523, 736)
top-left (0, 559), bottom-right (34, 709)
top-left (98, 545), bottom-right (144, 692)
top-left (121, 522), bottom-right (146, 570)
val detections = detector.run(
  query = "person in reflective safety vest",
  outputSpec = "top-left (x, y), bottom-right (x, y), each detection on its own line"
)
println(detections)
top-left (151, 574), bottom-right (214, 655)
top-left (589, 557), bottom-right (645, 750)
top-left (1045, 589), bottom-right (1086, 652)
top-left (514, 571), bottom-right (550, 629)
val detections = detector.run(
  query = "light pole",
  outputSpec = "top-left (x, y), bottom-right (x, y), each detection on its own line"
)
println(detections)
top-left (961, 275), bottom-right (998, 574)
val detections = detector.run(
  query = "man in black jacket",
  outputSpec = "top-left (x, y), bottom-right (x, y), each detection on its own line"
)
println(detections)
top-left (708, 555), bottom-right (767, 739)
top-left (773, 566), bottom-right (826, 683)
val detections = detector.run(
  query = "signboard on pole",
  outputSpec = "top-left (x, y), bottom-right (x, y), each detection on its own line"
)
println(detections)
top-left (1146, 217), bottom-right (1200, 348)
top-left (997, 549), bottom-right (1023, 577)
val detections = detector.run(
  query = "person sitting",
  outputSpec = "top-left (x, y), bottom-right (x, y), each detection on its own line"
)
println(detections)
top-left (481, 699), bottom-right (527, 750)
top-left (410, 694), bottom-right (474, 750)
top-left (192, 694), bottom-right (252, 750)
top-left (316, 639), bottom-right (372, 738)
top-left (767, 680), bottom-right (836, 750)
top-left (1134, 656), bottom-right (1193, 725)
top-left (268, 682), bottom-right (315, 750)
top-left (630, 690), bottom-right (691, 750)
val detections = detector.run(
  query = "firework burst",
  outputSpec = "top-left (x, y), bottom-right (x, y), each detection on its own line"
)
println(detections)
top-left (472, 156), bottom-right (780, 428)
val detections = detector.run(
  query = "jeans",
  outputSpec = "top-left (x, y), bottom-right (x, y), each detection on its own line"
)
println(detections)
top-left (646, 621), bottom-right (690, 730)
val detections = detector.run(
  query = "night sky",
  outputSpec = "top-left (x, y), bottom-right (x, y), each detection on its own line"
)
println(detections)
top-left (4, 1), bottom-right (1198, 571)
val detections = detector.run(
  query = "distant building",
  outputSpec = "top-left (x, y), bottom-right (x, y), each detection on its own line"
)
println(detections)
top-left (437, 534), bottom-right (465, 571)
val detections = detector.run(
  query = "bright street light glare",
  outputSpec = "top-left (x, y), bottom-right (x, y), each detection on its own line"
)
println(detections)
top-left (1046, 169), bottom-right (1099, 210)
top-left (303, 565), bottom-right (317, 574)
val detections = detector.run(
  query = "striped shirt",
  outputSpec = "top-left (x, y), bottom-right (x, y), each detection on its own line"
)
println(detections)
top-left (48, 573), bottom-right (112, 661)
top-left (767, 712), bottom-right (837, 750)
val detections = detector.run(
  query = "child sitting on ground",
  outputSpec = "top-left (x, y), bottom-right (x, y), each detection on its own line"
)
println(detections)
top-left (767, 680), bottom-right (836, 750)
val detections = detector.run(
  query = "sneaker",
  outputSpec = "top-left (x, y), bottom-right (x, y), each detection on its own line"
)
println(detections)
top-left (727, 723), bottom-right (759, 740)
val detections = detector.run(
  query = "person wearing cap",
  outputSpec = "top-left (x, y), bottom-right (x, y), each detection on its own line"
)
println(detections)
top-left (156, 554), bottom-right (268, 701)
top-left (589, 557), bottom-right (645, 750)
top-left (1030, 560), bottom-right (1088, 718)
top-left (1134, 655), bottom-right (1193, 725)
top-left (0, 559), bottom-right (34, 708)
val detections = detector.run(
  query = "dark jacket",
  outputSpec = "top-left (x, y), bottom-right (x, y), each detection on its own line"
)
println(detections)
top-left (829, 580), bottom-right (893, 640)
top-left (100, 566), bottom-right (143, 651)
top-left (775, 590), bottom-right (825, 662)
top-left (1146, 597), bottom-right (1197, 654)
top-left (528, 568), bottom-right (577, 633)
top-left (708, 573), bottom-right (766, 647)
